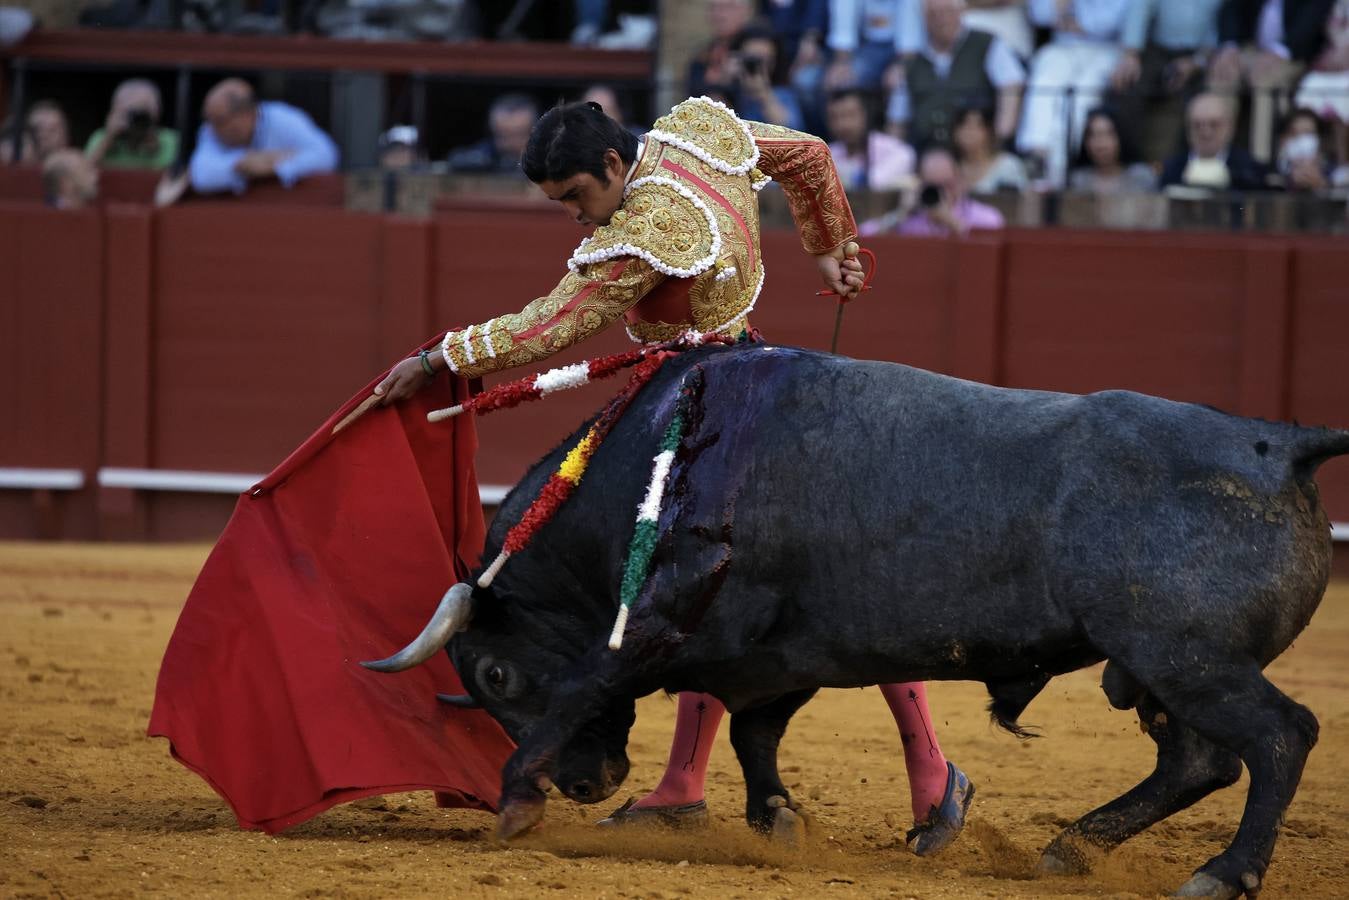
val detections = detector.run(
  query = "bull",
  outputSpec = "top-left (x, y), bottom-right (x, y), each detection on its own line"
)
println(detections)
top-left (366, 342), bottom-right (1347, 899)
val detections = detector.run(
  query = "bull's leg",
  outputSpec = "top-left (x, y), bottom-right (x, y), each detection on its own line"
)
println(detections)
top-left (1040, 692), bottom-right (1242, 875)
top-left (1105, 647), bottom-right (1318, 899)
top-left (728, 688), bottom-right (817, 836)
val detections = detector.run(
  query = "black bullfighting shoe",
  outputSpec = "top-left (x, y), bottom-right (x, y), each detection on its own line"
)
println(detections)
top-left (595, 797), bottom-right (710, 829)
top-left (906, 761), bottom-right (975, 857)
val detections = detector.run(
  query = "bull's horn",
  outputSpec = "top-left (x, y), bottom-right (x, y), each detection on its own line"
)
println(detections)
top-left (360, 583), bottom-right (474, 673)
top-left (436, 693), bottom-right (481, 708)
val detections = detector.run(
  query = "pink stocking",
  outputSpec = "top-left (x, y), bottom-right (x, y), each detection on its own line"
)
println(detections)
top-left (632, 692), bottom-right (725, 809)
top-left (879, 682), bottom-right (950, 822)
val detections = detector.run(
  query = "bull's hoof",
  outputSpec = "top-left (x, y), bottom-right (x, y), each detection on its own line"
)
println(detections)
top-left (495, 795), bottom-right (547, 841)
top-left (767, 796), bottom-right (806, 846)
top-left (1037, 838), bottom-right (1095, 876)
top-left (906, 761), bottom-right (975, 857)
top-left (595, 797), bottom-right (709, 829)
top-left (1172, 872), bottom-right (1243, 899)
top-left (1037, 848), bottom-right (1082, 876)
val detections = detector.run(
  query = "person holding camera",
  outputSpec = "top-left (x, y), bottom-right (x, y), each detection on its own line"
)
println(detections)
top-left (897, 144), bottom-right (1006, 234)
top-left (716, 25), bottom-right (806, 129)
top-left (85, 79), bottom-right (179, 171)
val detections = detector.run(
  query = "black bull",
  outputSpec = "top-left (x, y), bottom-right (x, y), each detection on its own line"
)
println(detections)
top-left (366, 343), bottom-right (1348, 898)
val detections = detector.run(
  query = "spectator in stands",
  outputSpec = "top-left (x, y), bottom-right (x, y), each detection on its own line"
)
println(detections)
top-left (0, 6), bottom-right (34, 46)
top-left (1068, 106), bottom-right (1157, 192)
top-left (1160, 92), bottom-right (1273, 190)
top-left (962, 1), bottom-right (1035, 60)
top-left (1109, 0), bottom-right (1222, 163)
top-left (1294, 0), bottom-right (1349, 162)
top-left (85, 78), bottom-right (180, 170)
top-left (569, 0), bottom-right (657, 48)
top-left (824, 0), bottom-right (924, 94)
top-left (573, 0), bottom-right (611, 44)
top-left (448, 93), bottom-right (539, 174)
top-left (903, 144), bottom-right (1006, 232)
top-left (952, 104), bottom-right (1028, 191)
top-left (378, 125), bottom-right (424, 170)
top-left (764, 0), bottom-right (830, 67)
top-left (190, 79), bottom-right (338, 195)
top-left (1208, 0), bottom-right (1336, 161)
top-left (1274, 107), bottom-right (1333, 190)
top-left (875, 144), bottom-right (1005, 234)
top-left (1018, 0), bottom-right (1131, 187)
top-left (716, 24), bottom-right (806, 128)
top-left (688, 0), bottom-right (757, 96)
top-left (0, 114), bottom-right (34, 164)
top-left (25, 100), bottom-right (71, 163)
top-left (582, 83), bottom-right (641, 133)
top-left (762, 0), bottom-right (831, 129)
top-left (42, 149), bottom-right (99, 209)
top-left (826, 87), bottom-right (917, 189)
top-left (763, 0), bottom-right (830, 71)
top-left (889, 0), bottom-right (1025, 147)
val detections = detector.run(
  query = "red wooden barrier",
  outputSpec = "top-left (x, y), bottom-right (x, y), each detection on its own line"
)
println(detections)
top-left (1288, 237), bottom-right (1349, 516)
top-left (149, 204), bottom-right (384, 471)
top-left (0, 202), bottom-right (104, 537)
top-left (0, 198), bottom-right (1345, 542)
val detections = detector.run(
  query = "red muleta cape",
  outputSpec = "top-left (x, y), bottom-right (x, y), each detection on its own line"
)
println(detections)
top-left (148, 343), bottom-right (515, 833)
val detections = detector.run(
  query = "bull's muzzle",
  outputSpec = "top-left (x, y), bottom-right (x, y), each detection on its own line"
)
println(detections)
top-left (360, 582), bottom-right (474, 673)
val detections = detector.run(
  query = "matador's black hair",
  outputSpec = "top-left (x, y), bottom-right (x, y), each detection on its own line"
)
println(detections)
top-left (521, 100), bottom-right (639, 185)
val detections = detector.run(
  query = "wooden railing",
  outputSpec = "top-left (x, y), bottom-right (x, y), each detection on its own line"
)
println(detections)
top-left (0, 28), bottom-right (653, 79)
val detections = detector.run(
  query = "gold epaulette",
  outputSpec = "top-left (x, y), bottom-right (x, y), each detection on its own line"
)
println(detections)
top-left (567, 176), bottom-right (720, 278)
top-left (647, 96), bottom-right (759, 176)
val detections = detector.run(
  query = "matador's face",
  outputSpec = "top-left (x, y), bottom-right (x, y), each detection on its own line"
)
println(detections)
top-left (537, 149), bottom-right (629, 228)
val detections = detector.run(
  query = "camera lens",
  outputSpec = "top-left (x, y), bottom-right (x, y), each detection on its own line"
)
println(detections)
top-left (919, 184), bottom-right (942, 208)
top-left (128, 110), bottom-right (153, 129)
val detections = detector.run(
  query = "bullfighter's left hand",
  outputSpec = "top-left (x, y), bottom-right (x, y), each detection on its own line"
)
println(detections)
top-left (815, 245), bottom-right (865, 299)
top-left (373, 356), bottom-right (433, 406)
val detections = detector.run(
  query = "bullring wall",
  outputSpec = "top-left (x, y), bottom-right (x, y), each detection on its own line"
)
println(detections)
top-left (1, 198), bottom-right (1346, 545)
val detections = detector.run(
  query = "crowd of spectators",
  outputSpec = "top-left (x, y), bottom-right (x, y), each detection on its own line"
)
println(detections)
top-left (0, 74), bottom-right (339, 208)
top-left (683, 0), bottom-right (1349, 235)
top-left (2, 0), bottom-right (1346, 232)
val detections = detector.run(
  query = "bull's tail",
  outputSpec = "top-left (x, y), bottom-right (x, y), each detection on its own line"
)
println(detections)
top-left (985, 675), bottom-right (1048, 741)
top-left (1291, 427), bottom-right (1349, 482)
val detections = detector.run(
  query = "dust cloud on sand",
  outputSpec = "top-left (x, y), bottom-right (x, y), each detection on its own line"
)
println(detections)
top-left (2, 542), bottom-right (1347, 898)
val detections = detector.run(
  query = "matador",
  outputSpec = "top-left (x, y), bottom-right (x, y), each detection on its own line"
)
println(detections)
top-left (377, 96), bottom-right (974, 854)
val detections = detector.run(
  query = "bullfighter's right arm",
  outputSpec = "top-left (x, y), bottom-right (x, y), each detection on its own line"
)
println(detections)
top-left (438, 256), bottom-right (665, 379)
top-left (438, 174), bottom-right (726, 378)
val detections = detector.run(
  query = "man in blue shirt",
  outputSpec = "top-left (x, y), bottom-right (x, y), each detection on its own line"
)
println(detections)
top-left (1018, 0), bottom-right (1133, 186)
top-left (1109, 0), bottom-right (1224, 162)
top-left (189, 78), bottom-right (339, 195)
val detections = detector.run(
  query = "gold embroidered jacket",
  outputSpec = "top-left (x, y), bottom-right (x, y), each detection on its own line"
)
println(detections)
top-left (439, 96), bottom-right (859, 378)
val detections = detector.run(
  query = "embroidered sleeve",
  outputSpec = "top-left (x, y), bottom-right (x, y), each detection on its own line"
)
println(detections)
top-left (747, 120), bottom-right (859, 255)
top-left (439, 258), bottom-right (665, 379)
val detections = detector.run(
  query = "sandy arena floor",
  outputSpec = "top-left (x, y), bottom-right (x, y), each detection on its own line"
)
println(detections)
top-left (1, 541), bottom-right (1346, 899)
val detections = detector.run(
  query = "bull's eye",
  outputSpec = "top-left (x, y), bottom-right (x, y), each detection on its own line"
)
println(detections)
top-left (475, 656), bottom-right (524, 699)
